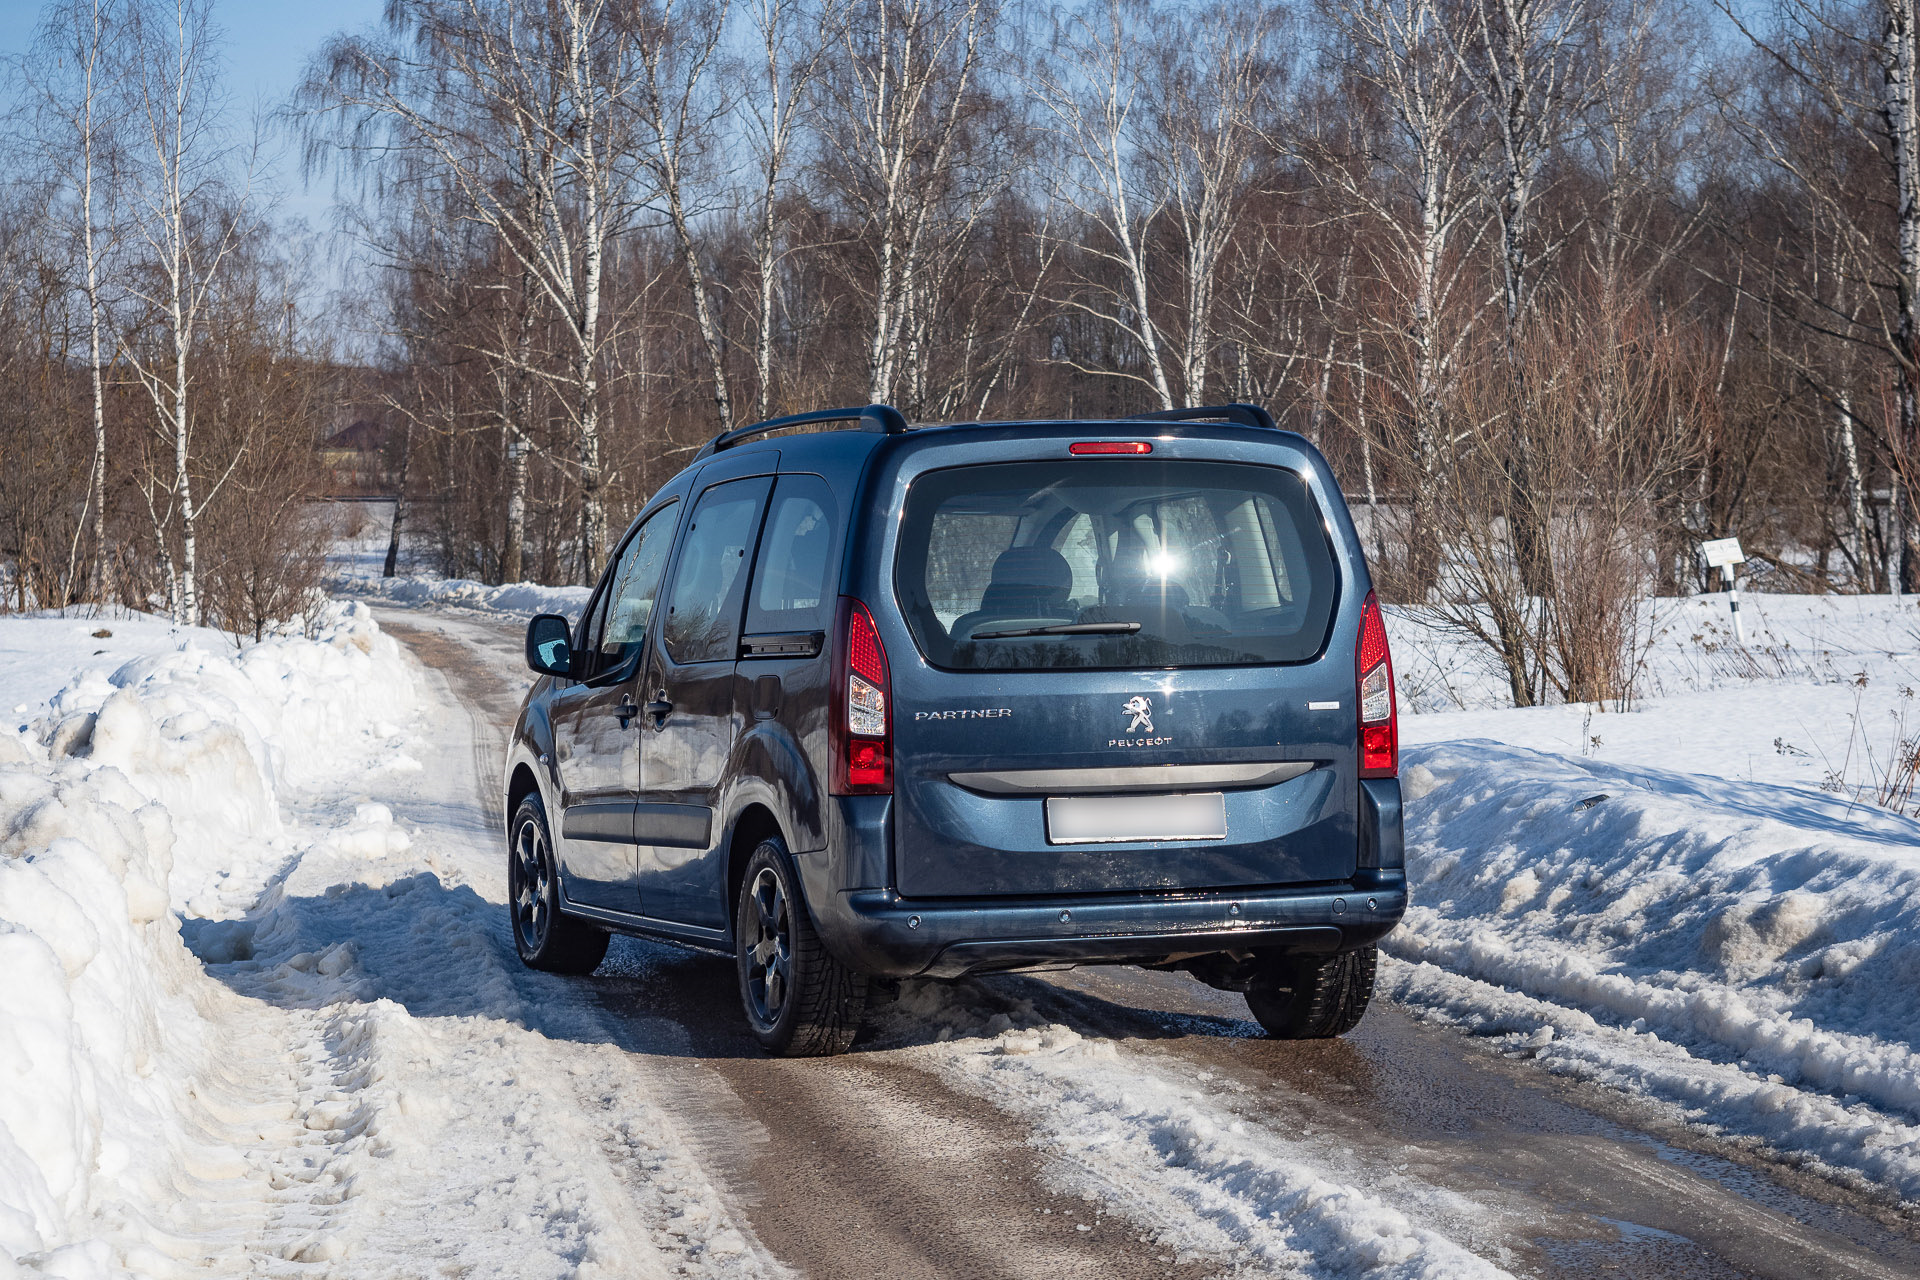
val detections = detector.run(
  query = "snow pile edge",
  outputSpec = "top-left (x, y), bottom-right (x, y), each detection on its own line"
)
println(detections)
top-left (0, 603), bottom-right (419, 1276)
top-left (1385, 740), bottom-right (1920, 1201)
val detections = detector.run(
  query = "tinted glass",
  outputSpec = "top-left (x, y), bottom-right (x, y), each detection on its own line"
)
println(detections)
top-left (895, 459), bottom-right (1338, 670)
top-left (664, 478), bottom-right (772, 664)
top-left (598, 502), bottom-right (677, 661)
top-left (746, 474), bottom-right (838, 633)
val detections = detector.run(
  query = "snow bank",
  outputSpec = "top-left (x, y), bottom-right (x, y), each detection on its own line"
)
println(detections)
top-left (1385, 739), bottom-right (1920, 1201)
top-left (0, 603), bottom-right (419, 1275)
top-left (14, 604), bottom-right (416, 916)
top-left (331, 568), bottom-right (590, 620)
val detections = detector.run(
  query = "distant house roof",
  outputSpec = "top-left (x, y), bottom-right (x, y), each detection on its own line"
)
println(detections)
top-left (324, 421), bottom-right (389, 453)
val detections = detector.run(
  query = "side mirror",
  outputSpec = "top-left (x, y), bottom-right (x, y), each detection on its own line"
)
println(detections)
top-left (526, 614), bottom-right (574, 678)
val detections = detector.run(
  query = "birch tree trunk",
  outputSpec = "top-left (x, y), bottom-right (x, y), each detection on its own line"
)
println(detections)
top-left (384, 416), bottom-right (414, 578)
top-left (1878, 0), bottom-right (1920, 590)
top-left (741, 0), bottom-right (828, 420)
top-left (77, 0), bottom-right (113, 605)
top-left (1835, 394), bottom-right (1870, 583)
top-left (33, 0), bottom-right (126, 606)
top-left (822, 0), bottom-right (992, 408)
top-left (125, 0), bottom-right (250, 627)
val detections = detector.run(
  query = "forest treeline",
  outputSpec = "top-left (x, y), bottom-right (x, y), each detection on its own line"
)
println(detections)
top-left (3, 0), bottom-right (1920, 701)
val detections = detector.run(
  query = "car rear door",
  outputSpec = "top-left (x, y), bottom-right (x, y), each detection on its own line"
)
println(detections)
top-left (634, 471), bottom-right (775, 925)
top-left (883, 448), bottom-right (1359, 899)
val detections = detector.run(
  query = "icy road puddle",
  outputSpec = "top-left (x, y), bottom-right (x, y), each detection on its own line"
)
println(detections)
top-left (171, 605), bottom-right (1920, 1280)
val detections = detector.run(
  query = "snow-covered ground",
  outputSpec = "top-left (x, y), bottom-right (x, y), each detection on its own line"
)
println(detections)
top-left (333, 569), bottom-right (590, 619)
top-left (0, 604), bottom-right (776, 1278)
top-left (327, 517), bottom-right (590, 619)
top-left (1382, 592), bottom-right (1920, 1207)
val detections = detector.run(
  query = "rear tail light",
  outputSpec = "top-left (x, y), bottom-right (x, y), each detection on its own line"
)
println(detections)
top-left (1357, 591), bottom-right (1397, 778)
top-left (832, 597), bottom-right (893, 794)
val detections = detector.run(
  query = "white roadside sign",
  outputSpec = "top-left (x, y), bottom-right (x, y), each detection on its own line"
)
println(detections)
top-left (1702, 537), bottom-right (1745, 569)
top-left (1701, 537), bottom-right (1747, 643)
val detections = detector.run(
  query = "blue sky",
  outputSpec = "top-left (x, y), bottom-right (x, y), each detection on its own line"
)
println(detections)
top-left (0, 0), bottom-right (389, 237)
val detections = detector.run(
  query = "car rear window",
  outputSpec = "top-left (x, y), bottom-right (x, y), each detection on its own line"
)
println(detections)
top-left (894, 459), bottom-right (1338, 670)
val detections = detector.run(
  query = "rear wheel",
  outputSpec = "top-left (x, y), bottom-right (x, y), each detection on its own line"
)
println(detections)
top-left (1245, 946), bottom-right (1376, 1039)
top-left (508, 794), bottom-right (608, 974)
top-left (735, 837), bottom-right (867, 1056)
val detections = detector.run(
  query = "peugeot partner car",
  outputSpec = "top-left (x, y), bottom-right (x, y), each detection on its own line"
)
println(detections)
top-left (503, 404), bottom-right (1405, 1056)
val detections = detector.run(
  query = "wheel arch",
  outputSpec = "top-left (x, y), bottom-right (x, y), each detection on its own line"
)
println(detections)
top-left (725, 803), bottom-right (789, 930)
top-left (507, 762), bottom-right (542, 838)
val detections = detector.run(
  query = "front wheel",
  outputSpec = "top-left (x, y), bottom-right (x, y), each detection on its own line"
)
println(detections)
top-left (735, 838), bottom-right (867, 1056)
top-left (508, 794), bottom-right (608, 974)
top-left (1245, 946), bottom-right (1377, 1039)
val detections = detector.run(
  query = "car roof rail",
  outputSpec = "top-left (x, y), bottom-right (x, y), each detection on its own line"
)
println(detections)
top-left (694, 404), bottom-right (909, 460)
top-left (1127, 403), bottom-right (1279, 432)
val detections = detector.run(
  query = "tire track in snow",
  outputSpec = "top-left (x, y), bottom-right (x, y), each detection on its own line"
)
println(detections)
top-left (997, 960), bottom-right (1920, 1280)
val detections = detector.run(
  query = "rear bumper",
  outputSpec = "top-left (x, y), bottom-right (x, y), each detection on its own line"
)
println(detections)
top-left (801, 868), bottom-right (1408, 979)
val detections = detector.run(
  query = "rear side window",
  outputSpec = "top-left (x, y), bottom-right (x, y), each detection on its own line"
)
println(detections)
top-left (664, 477), bottom-right (772, 664)
top-left (894, 459), bottom-right (1337, 670)
top-left (746, 474), bottom-right (839, 633)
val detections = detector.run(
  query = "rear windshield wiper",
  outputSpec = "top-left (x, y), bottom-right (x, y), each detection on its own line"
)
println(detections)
top-left (969, 621), bottom-right (1143, 640)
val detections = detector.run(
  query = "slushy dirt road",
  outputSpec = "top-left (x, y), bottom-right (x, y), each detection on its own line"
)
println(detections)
top-left (376, 605), bottom-right (1920, 1280)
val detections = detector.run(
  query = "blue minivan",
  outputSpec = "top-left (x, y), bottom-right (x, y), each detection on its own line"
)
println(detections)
top-left (504, 404), bottom-right (1405, 1055)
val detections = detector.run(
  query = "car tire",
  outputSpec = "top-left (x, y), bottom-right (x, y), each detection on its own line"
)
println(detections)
top-left (735, 837), bottom-right (867, 1056)
top-left (508, 793), bottom-right (609, 974)
top-left (1245, 945), bottom-right (1376, 1039)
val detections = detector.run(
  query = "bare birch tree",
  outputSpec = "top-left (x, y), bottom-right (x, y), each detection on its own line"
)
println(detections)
top-left (1716, 0), bottom-right (1920, 588)
top-left (1144, 2), bottom-right (1288, 406)
top-left (122, 0), bottom-right (254, 625)
top-left (304, 0), bottom-right (655, 580)
top-left (1030, 0), bottom-right (1174, 408)
top-left (817, 0), bottom-right (995, 408)
top-left (1314, 0), bottom-right (1491, 592)
top-left (638, 0), bottom-right (736, 432)
top-left (29, 0), bottom-right (127, 605)
top-left (738, 0), bottom-right (834, 419)
top-left (1450, 0), bottom-right (1595, 592)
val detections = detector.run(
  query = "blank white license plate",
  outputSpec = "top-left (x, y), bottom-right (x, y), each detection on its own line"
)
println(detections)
top-left (1045, 793), bottom-right (1227, 844)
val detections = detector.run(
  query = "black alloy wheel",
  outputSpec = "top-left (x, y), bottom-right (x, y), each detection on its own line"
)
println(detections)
top-left (508, 793), bottom-right (608, 974)
top-left (734, 837), bottom-right (867, 1056)
top-left (743, 865), bottom-right (793, 1027)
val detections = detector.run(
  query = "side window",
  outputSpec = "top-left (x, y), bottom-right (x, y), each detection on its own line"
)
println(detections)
top-left (663, 477), bottom-right (772, 664)
top-left (1051, 513), bottom-right (1100, 608)
top-left (923, 513), bottom-right (1021, 626)
top-left (596, 501), bottom-right (678, 666)
top-left (746, 475), bottom-right (839, 634)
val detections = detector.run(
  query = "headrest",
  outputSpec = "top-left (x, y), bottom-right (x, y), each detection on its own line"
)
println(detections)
top-left (987, 545), bottom-right (1072, 595)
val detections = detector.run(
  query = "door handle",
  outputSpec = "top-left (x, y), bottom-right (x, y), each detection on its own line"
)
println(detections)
top-left (617, 699), bottom-right (640, 728)
top-left (644, 694), bottom-right (673, 725)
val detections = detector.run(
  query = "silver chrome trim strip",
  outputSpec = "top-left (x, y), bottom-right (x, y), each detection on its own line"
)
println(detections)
top-left (947, 760), bottom-right (1313, 796)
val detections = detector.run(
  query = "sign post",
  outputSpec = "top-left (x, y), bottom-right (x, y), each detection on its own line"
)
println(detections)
top-left (1702, 537), bottom-right (1747, 644)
